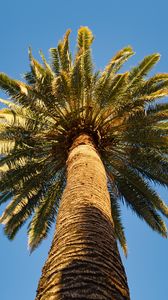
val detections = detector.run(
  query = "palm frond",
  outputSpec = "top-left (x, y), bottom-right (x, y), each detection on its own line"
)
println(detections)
top-left (28, 171), bottom-right (65, 251)
top-left (77, 27), bottom-right (94, 51)
top-left (117, 178), bottom-right (167, 237)
top-left (0, 73), bottom-right (28, 99)
top-left (138, 89), bottom-right (168, 102)
top-left (95, 47), bottom-right (134, 105)
top-left (28, 48), bottom-right (49, 81)
top-left (39, 50), bottom-right (53, 74)
top-left (127, 54), bottom-right (160, 90)
top-left (76, 27), bottom-right (94, 93)
top-left (3, 189), bottom-right (43, 240)
top-left (0, 191), bottom-right (13, 206)
top-left (49, 47), bottom-right (60, 75)
top-left (112, 162), bottom-right (168, 217)
top-left (106, 46), bottom-right (134, 74)
top-left (108, 180), bottom-right (127, 256)
top-left (58, 30), bottom-right (71, 73)
top-left (130, 148), bottom-right (168, 187)
top-left (0, 140), bottom-right (15, 154)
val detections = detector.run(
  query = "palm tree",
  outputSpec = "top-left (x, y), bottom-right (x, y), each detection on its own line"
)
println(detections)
top-left (0, 27), bottom-right (168, 299)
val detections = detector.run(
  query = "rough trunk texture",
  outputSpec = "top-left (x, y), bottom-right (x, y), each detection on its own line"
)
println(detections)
top-left (35, 134), bottom-right (130, 300)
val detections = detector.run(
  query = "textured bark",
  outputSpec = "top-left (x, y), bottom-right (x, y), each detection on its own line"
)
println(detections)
top-left (35, 134), bottom-right (130, 300)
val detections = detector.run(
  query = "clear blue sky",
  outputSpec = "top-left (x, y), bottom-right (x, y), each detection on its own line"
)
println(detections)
top-left (0, 0), bottom-right (168, 299)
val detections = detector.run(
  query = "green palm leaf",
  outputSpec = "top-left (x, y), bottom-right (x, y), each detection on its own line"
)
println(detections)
top-left (28, 170), bottom-right (65, 251)
top-left (117, 178), bottom-right (167, 237)
top-left (49, 47), bottom-right (60, 75)
top-left (108, 178), bottom-right (127, 256)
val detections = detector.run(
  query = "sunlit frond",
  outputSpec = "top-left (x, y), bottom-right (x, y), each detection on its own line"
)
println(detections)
top-left (58, 30), bottom-right (71, 73)
top-left (129, 54), bottom-right (160, 85)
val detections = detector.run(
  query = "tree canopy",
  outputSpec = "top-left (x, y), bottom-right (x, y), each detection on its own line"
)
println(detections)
top-left (0, 27), bottom-right (168, 255)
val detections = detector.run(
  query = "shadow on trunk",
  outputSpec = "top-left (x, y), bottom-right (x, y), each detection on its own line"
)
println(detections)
top-left (57, 206), bottom-right (130, 300)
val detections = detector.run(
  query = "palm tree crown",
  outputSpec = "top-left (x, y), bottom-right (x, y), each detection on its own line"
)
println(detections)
top-left (0, 27), bottom-right (168, 255)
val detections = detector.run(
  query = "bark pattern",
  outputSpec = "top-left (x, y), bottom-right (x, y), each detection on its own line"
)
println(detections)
top-left (35, 134), bottom-right (130, 300)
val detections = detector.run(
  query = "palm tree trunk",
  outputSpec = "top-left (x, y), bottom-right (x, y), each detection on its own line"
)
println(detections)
top-left (35, 133), bottom-right (130, 300)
